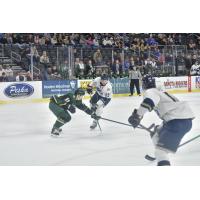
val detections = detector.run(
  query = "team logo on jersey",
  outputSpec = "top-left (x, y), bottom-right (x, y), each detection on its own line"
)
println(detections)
top-left (4, 83), bottom-right (34, 98)
top-left (69, 80), bottom-right (77, 89)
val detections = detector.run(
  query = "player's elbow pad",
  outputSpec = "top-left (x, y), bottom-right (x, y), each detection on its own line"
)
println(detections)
top-left (141, 98), bottom-right (155, 112)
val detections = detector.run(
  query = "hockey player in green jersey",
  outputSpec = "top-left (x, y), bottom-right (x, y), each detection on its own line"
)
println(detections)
top-left (49, 88), bottom-right (98, 136)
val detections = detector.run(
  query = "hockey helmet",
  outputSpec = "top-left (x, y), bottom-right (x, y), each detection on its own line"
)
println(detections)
top-left (101, 74), bottom-right (109, 81)
top-left (74, 88), bottom-right (85, 96)
top-left (142, 74), bottom-right (156, 89)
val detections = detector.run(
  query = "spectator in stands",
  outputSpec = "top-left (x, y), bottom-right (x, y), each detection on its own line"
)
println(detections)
top-left (45, 35), bottom-right (52, 45)
top-left (124, 57), bottom-right (130, 76)
top-left (93, 37), bottom-right (99, 47)
top-left (16, 72), bottom-right (27, 81)
top-left (111, 59), bottom-right (122, 77)
top-left (144, 57), bottom-right (153, 74)
top-left (26, 71), bottom-right (33, 81)
top-left (27, 34), bottom-right (34, 44)
top-left (33, 72), bottom-right (41, 81)
top-left (102, 37), bottom-right (113, 47)
top-left (51, 34), bottom-right (58, 45)
top-left (74, 58), bottom-right (85, 79)
top-left (191, 54), bottom-right (198, 65)
top-left (6, 33), bottom-right (13, 44)
top-left (85, 59), bottom-right (95, 78)
top-left (128, 66), bottom-right (142, 96)
top-left (135, 57), bottom-right (143, 67)
top-left (86, 36), bottom-right (94, 46)
top-left (146, 34), bottom-right (158, 46)
top-left (39, 36), bottom-right (46, 45)
top-left (190, 61), bottom-right (200, 75)
top-left (27, 46), bottom-right (40, 66)
top-left (188, 39), bottom-right (196, 50)
top-left (78, 60), bottom-right (85, 78)
top-left (5, 66), bottom-right (14, 81)
top-left (130, 57), bottom-right (135, 67)
top-left (151, 58), bottom-right (158, 74)
top-left (79, 35), bottom-right (87, 47)
top-left (0, 72), bottom-right (9, 82)
top-left (93, 49), bottom-right (103, 66)
top-left (51, 65), bottom-right (61, 79)
top-left (47, 68), bottom-right (53, 79)
top-left (57, 34), bottom-right (64, 45)
top-left (34, 35), bottom-right (40, 45)
top-left (0, 65), bottom-right (5, 77)
top-left (60, 60), bottom-right (69, 79)
top-left (184, 54), bottom-right (192, 75)
top-left (40, 51), bottom-right (50, 80)
top-left (63, 35), bottom-right (69, 45)
top-left (69, 35), bottom-right (76, 45)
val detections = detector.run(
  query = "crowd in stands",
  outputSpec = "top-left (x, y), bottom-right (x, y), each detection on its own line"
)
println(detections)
top-left (1, 33), bottom-right (200, 49)
top-left (0, 33), bottom-right (200, 82)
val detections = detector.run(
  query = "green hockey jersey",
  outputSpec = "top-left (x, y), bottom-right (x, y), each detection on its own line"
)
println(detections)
top-left (50, 93), bottom-right (92, 114)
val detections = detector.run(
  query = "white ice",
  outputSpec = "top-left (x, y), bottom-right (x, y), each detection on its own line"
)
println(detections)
top-left (0, 93), bottom-right (200, 166)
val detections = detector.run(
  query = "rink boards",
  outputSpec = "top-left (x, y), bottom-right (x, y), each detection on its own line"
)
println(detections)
top-left (0, 76), bottom-right (200, 104)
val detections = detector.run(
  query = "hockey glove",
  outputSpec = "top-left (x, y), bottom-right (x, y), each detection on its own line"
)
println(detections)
top-left (87, 85), bottom-right (93, 94)
top-left (91, 113), bottom-right (101, 120)
top-left (128, 109), bottom-right (142, 128)
top-left (68, 105), bottom-right (76, 113)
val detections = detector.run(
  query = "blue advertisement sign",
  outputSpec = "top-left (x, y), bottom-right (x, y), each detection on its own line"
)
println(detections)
top-left (42, 80), bottom-right (77, 98)
top-left (4, 83), bottom-right (34, 98)
top-left (110, 78), bottom-right (129, 94)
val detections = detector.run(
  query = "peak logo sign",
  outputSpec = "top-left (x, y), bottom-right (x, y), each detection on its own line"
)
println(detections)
top-left (4, 83), bottom-right (34, 98)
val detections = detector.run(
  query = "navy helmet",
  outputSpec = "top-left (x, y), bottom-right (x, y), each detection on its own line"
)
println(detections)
top-left (74, 88), bottom-right (85, 96)
top-left (101, 74), bottom-right (109, 81)
top-left (142, 74), bottom-right (156, 89)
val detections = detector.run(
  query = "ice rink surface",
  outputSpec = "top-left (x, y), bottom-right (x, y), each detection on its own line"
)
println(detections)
top-left (0, 93), bottom-right (200, 166)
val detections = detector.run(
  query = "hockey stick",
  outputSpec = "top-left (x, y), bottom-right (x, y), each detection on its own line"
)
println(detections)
top-left (96, 120), bottom-right (102, 133)
top-left (145, 133), bottom-right (200, 161)
top-left (100, 117), bottom-right (133, 127)
top-left (100, 117), bottom-right (155, 131)
top-left (138, 123), bottom-right (155, 135)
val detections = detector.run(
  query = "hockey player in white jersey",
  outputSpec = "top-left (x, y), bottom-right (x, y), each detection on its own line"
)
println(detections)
top-left (190, 61), bottom-right (200, 75)
top-left (87, 74), bottom-right (112, 129)
top-left (128, 74), bottom-right (195, 166)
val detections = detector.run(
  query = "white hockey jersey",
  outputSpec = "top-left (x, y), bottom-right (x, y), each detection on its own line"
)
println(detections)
top-left (190, 64), bottom-right (200, 75)
top-left (90, 77), bottom-right (113, 99)
top-left (137, 88), bottom-right (195, 122)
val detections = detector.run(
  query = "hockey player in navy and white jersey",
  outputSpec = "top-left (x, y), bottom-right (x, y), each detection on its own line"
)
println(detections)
top-left (128, 74), bottom-right (195, 166)
top-left (87, 74), bottom-right (113, 129)
top-left (190, 61), bottom-right (200, 75)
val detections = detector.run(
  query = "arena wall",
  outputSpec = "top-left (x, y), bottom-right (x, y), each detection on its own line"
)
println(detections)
top-left (0, 76), bottom-right (200, 104)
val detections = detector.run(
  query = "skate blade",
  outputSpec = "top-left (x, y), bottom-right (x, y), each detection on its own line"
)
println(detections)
top-left (51, 134), bottom-right (60, 138)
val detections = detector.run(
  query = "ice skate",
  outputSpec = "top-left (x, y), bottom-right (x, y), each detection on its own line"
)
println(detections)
top-left (90, 120), bottom-right (97, 129)
top-left (51, 128), bottom-right (60, 137)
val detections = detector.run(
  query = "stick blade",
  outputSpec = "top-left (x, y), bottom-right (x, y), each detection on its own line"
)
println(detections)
top-left (145, 154), bottom-right (156, 161)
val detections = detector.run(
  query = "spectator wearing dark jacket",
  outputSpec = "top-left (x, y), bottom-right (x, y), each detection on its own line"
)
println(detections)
top-left (111, 59), bottom-right (123, 76)
top-left (0, 72), bottom-right (9, 82)
top-left (85, 60), bottom-right (95, 78)
top-left (184, 55), bottom-right (192, 75)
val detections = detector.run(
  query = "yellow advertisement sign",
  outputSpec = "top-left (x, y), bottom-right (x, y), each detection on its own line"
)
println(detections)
top-left (79, 80), bottom-right (92, 89)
